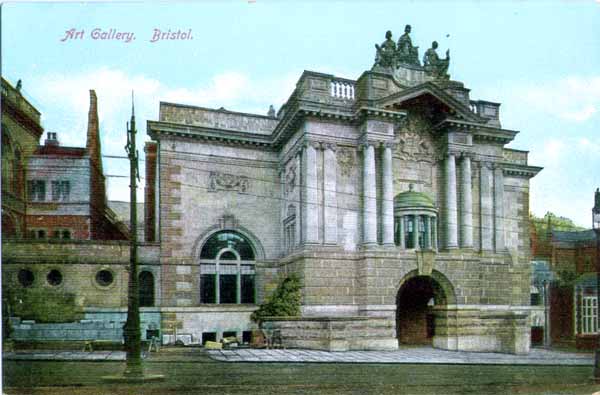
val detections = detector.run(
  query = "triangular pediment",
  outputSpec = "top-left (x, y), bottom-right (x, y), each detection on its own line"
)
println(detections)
top-left (377, 82), bottom-right (482, 123)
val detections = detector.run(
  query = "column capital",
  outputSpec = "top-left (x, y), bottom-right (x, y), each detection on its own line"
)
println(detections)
top-left (358, 136), bottom-right (379, 150)
top-left (381, 140), bottom-right (396, 150)
top-left (323, 142), bottom-right (337, 152)
top-left (478, 160), bottom-right (495, 170)
top-left (303, 139), bottom-right (321, 150)
top-left (459, 151), bottom-right (475, 160)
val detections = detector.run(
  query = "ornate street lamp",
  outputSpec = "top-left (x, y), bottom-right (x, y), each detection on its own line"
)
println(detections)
top-left (593, 188), bottom-right (600, 381)
top-left (103, 94), bottom-right (163, 383)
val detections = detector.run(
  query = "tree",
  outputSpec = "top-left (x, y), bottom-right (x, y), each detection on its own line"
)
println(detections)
top-left (251, 274), bottom-right (302, 324)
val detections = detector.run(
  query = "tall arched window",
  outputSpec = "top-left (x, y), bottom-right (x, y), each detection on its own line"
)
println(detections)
top-left (199, 231), bottom-right (256, 304)
top-left (2, 131), bottom-right (14, 193)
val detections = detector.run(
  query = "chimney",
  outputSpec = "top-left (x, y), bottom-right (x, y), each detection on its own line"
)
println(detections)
top-left (86, 90), bottom-right (107, 239)
top-left (44, 132), bottom-right (59, 146)
top-left (86, 90), bottom-right (103, 174)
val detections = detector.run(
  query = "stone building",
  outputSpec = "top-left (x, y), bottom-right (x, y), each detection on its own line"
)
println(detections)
top-left (1, 78), bottom-right (44, 237)
top-left (146, 29), bottom-right (541, 353)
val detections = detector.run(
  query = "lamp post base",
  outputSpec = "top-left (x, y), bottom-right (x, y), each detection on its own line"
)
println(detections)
top-left (101, 374), bottom-right (165, 383)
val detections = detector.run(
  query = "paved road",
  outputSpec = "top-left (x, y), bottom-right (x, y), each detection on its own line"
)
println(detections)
top-left (4, 345), bottom-right (593, 365)
top-left (3, 347), bottom-right (599, 395)
top-left (207, 346), bottom-right (593, 365)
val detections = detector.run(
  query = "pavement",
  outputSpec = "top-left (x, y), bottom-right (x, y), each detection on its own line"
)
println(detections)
top-left (3, 346), bottom-right (593, 365)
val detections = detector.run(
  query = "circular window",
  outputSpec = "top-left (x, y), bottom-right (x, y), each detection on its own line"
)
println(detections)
top-left (95, 270), bottom-right (114, 287)
top-left (18, 269), bottom-right (34, 287)
top-left (47, 269), bottom-right (63, 286)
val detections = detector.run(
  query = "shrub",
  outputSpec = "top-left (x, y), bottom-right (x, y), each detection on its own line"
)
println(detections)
top-left (251, 274), bottom-right (302, 324)
top-left (9, 287), bottom-right (84, 323)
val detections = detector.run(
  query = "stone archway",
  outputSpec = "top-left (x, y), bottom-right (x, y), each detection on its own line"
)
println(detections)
top-left (396, 271), bottom-right (454, 345)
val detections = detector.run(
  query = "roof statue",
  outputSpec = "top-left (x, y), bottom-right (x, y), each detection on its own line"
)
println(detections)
top-left (423, 41), bottom-right (450, 80)
top-left (372, 26), bottom-right (451, 83)
top-left (397, 25), bottom-right (420, 66)
top-left (374, 30), bottom-right (397, 70)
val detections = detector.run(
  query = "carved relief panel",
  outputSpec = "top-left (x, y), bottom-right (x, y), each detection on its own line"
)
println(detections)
top-left (208, 171), bottom-right (249, 193)
top-left (393, 112), bottom-right (435, 163)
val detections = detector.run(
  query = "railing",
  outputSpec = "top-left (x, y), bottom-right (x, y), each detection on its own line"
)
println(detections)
top-left (330, 80), bottom-right (355, 100)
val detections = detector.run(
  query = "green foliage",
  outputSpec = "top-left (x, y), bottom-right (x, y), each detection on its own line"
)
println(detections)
top-left (8, 287), bottom-right (84, 324)
top-left (251, 274), bottom-right (302, 323)
top-left (555, 269), bottom-right (578, 287)
top-left (531, 211), bottom-right (585, 241)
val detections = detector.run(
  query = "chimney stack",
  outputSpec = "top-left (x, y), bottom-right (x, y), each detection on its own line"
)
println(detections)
top-left (44, 132), bottom-right (59, 146)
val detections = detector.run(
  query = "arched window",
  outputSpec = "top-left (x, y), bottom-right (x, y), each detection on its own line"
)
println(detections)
top-left (139, 271), bottom-right (155, 307)
top-left (199, 231), bottom-right (256, 304)
top-left (2, 131), bottom-right (14, 193)
top-left (13, 149), bottom-right (23, 197)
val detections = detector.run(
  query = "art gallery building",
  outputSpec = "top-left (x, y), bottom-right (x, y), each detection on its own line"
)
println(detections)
top-left (144, 41), bottom-right (541, 353)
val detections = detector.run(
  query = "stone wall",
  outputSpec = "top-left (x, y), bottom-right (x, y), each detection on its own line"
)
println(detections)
top-left (263, 316), bottom-right (397, 351)
top-left (10, 309), bottom-right (161, 342)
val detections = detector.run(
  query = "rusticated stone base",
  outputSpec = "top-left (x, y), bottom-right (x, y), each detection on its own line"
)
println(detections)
top-left (432, 307), bottom-right (530, 354)
top-left (261, 316), bottom-right (398, 351)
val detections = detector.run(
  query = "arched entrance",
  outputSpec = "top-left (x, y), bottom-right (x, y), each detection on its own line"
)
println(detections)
top-left (396, 275), bottom-right (447, 345)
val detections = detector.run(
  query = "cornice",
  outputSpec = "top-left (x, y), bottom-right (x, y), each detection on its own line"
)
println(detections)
top-left (147, 120), bottom-right (274, 149)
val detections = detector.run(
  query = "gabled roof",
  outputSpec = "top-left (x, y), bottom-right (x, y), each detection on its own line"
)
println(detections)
top-left (552, 229), bottom-right (596, 243)
top-left (376, 82), bottom-right (483, 123)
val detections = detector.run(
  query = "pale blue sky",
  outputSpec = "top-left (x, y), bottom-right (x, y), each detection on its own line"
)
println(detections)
top-left (2, 1), bottom-right (600, 226)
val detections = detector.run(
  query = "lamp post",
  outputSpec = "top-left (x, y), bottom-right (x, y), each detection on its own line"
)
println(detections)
top-left (593, 188), bottom-right (600, 381)
top-left (123, 95), bottom-right (142, 377)
top-left (103, 94), bottom-right (162, 383)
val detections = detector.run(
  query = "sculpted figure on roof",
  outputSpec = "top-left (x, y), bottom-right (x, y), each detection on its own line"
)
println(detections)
top-left (374, 30), bottom-right (397, 69)
top-left (423, 41), bottom-right (450, 80)
top-left (397, 25), bottom-right (420, 66)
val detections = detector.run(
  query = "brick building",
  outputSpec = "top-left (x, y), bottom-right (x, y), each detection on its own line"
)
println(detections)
top-left (24, 91), bottom-right (128, 241)
top-left (549, 229), bottom-right (598, 349)
top-left (145, 30), bottom-right (541, 353)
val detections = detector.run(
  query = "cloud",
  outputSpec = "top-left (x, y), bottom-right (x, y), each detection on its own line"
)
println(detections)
top-left (529, 136), bottom-right (599, 227)
top-left (27, 67), bottom-right (301, 201)
top-left (517, 76), bottom-right (600, 122)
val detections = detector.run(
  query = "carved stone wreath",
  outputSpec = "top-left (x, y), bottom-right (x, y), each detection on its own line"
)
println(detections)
top-left (208, 171), bottom-right (249, 193)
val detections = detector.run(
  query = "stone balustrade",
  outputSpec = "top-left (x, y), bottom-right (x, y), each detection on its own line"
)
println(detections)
top-left (330, 79), bottom-right (355, 100)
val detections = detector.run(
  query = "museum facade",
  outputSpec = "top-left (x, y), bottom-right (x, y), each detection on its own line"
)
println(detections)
top-left (145, 29), bottom-right (542, 353)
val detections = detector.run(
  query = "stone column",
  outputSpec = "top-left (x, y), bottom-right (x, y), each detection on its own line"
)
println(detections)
top-left (279, 167), bottom-right (286, 251)
top-left (445, 153), bottom-right (458, 249)
top-left (303, 141), bottom-right (319, 244)
top-left (381, 142), bottom-right (395, 246)
top-left (494, 166), bottom-right (505, 251)
top-left (399, 216), bottom-right (405, 249)
top-left (294, 152), bottom-right (302, 246)
top-left (236, 263), bottom-right (241, 304)
top-left (412, 215), bottom-right (419, 250)
top-left (362, 141), bottom-right (377, 246)
top-left (427, 216), bottom-right (433, 249)
top-left (323, 143), bottom-right (338, 244)
top-left (460, 154), bottom-right (473, 248)
top-left (480, 162), bottom-right (494, 251)
top-left (432, 218), bottom-right (438, 251)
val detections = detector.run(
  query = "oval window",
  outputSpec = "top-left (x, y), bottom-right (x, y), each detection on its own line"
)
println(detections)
top-left (18, 269), bottom-right (34, 287)
top-left (47, 269), bottom-right (63, 286)
top-left (95, 270), bottom-right (114, 287)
